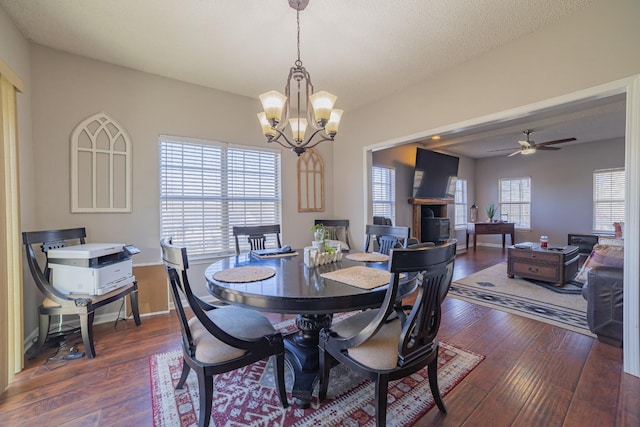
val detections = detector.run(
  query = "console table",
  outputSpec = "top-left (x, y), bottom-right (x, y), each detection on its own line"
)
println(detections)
top-left (507, 242), bottom-right (580, 286)
top-left (466, 222), bottom-right (515, 250)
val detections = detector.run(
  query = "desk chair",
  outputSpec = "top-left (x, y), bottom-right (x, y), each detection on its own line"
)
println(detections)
top-left (364, 224), bottom-right (411, 255)
top-left (232, 224), bottom-right (282, 255)
top-left (314, 219), bottom-right (352, 250)
top-left (319, 241), bottom-right (457, 426)
top-left (22, 228), bottom-right (141, 359)
top-left (160, 239), bottom-right (288, 427)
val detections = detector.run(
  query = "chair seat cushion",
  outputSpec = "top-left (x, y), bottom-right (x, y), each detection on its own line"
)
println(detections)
top-left (41, 282), bottom-right (136, 308)
top-left (331, 309), bottom-right (401, 370)
top-left (189, 306), bottom-right (277, 364)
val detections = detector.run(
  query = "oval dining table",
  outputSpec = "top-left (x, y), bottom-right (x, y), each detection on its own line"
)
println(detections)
top-left (204, 250), bottom-right (417, 407)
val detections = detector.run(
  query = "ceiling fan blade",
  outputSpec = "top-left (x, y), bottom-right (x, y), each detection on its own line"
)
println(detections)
top-left (507, 150), bottom-right (521, 157)
top-left (537, 137), bottom-right (576, 147)
top-left (489, 146), bottom-right (521, 153)
top-left (535, 146), bottom-right (561, 151)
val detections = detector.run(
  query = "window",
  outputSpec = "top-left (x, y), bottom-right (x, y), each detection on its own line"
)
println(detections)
top-left (371, 166), bottom-right (396, 225)
top-left (499, 177), bottom-right (531, 229)
top-left (160, 136), bottom-right (281, 258)
top-left (454, 179), bottom-right (467, 229)
top-left (593, 168), bottom-right (625, 233)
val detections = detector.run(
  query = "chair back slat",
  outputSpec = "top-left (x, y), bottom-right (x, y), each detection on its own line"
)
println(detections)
top-left (378, 235), bottom-right (399, 255)
top-left (394, 242), bottom-right (456, 367)
top-left (232, 225), bottom-right (282, 255)
top-left (160, 238), bottom-right (264, 352)
top-left (364, 224), bottom-right (410, 254)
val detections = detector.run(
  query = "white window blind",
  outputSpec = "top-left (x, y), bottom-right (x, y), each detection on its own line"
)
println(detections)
top-left (593, 168), bottom-right (625, 233)
top-left (371, 166), bottom-right (396, 225)
top-left (499, 177), bottom-right (531, 229)
top-left (454, 179), bottom-right (467, 229)
top-left (160, 137), bottom-right (281, 257)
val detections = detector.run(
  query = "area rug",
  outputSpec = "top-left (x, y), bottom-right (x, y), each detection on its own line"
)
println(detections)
top-left (150, 318), bottom-right (484, 427)
top-left (449, 262), bottom-right (594, 337)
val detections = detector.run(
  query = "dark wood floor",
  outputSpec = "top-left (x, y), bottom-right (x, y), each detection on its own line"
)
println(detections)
top-left (1, 247), bottom-right (639, 426)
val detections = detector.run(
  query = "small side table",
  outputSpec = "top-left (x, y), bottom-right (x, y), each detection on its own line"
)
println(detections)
top-left (466, 222), bottom-right (515, 250)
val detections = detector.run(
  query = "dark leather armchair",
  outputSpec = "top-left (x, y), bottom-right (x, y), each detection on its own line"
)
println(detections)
top-left (582, 266), bottom-right (623, 347)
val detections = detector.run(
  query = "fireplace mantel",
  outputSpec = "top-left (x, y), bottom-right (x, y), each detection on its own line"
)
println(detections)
top-left (408, 198), bottom-right (453, 241)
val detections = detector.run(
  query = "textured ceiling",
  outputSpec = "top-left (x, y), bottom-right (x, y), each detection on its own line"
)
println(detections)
top-left (0, 0), bottom-right (599, 110)
top-left (2, 0), bottom-right (623, 158)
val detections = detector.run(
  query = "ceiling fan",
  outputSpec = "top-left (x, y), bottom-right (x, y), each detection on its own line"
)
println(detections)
top-left (492, 130), bottom-right (577, 157)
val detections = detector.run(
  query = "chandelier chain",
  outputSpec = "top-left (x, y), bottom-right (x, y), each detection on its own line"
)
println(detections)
top-left (296, 5), bottom-right (301, 66)
top-left (257, 0), bottom-right (342, 156)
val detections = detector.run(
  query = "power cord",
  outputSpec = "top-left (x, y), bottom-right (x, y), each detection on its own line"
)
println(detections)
top-left (42, 337), bottom-right (85, 370)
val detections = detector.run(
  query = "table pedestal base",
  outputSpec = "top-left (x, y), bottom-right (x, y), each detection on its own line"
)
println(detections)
top-left (284, 313), bottom-right (333, 407)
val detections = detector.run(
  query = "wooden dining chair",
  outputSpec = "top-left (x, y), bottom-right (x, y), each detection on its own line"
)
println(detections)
top-left (318, 241), bottom-right (457, 426)
top-left (364, 224), bottom-right (411, 255)
top-left (314, 219), bottom-right (352, 249)
top-left (232, 224), bottom-right (282, 255)
top-left (160, 238), bottom-right (288, 427)
top-left (22, 228), bottom-right (141, 359)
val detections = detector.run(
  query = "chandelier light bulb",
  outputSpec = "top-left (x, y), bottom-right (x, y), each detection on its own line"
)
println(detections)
top-left (309, 90), bottom-right (337, 124)
top-left (325, 109), bottom-right (343, 136)
top-left (259, 90), bottom-right (287, 123)
top-left (289, 117), bottom-right (308, 142)
top-left (257, 112), bottom-right (277, 138)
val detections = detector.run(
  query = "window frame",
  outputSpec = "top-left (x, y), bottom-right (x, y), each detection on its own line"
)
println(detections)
top-left (593, 167), bottom-right (625, 233)
top-left (454, 178), bottom-right (468, 230)
top-left (371, 166), bottom-right (396, 225)
top-left (499, 176), bottom-right (531, 230)
top-left (159, 135), bottom-right (282, 259)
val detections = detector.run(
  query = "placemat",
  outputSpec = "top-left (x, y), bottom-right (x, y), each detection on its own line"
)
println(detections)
top-left (320, 266), bottom-right (390, 290)
top-left (212, 266), bottom-right (275, 283)
top-left (346, 252), bottom-right (389, 262)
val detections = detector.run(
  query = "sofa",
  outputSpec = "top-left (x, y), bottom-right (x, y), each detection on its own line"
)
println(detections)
top-left (577, 241), bottom-right (624, 347)
top-left (582, 266), bottom-right (623, 346)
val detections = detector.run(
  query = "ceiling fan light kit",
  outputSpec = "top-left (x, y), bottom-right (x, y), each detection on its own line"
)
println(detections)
top-left (499, 129), bottom-right (577, 157)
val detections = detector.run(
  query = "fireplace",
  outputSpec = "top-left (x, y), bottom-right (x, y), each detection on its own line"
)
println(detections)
top-left (421, 217), bottom-right (451, 243)
top-left (420, 207), bottom-right (451, 243)
top-left (409, 198), bottom-right (453, 243)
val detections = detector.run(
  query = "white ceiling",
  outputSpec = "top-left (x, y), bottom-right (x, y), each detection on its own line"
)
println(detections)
top-left (1, 0), bottom-right (624, 158)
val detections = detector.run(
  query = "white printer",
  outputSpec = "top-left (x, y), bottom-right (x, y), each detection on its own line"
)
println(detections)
top-left (48, 243), bottom-right (138, 295)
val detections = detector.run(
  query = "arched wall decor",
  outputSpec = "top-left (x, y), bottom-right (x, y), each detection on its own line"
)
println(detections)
top-left (71, 112), bottom-right (132, 212)
top-left (297, 148), bottom-right (324, 212)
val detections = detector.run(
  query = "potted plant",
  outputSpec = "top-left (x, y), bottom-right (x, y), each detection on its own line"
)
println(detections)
top-left (486, 203), bottom-right (496, 222)
top-left (311, 223), bottom-right (327, 242)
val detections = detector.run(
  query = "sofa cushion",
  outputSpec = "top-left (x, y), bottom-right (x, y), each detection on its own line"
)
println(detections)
top-left (575, 243), bottom-right (624, 283)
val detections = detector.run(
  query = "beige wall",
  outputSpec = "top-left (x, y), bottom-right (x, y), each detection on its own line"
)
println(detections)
top-left (2, 0), bottom-right (640, 362)
top-left (335, 0), bottom-right (640, 243)
top-left (0, 5), bottom-right (38, 351)
top-left (30, 45), bottom-right (335, 255)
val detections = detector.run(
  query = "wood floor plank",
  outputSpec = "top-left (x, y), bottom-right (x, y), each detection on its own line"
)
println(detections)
top-left (1, 247), bottom-right (633, 427)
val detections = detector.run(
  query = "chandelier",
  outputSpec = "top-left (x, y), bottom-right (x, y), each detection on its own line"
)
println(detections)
top-left (257, 0), bottom-right (343, 156)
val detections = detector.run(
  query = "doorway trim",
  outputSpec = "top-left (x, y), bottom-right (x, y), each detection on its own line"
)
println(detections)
top-left (363, 74), bottom-right (640, 377)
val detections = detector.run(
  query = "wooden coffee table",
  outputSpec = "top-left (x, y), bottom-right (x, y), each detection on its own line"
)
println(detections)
top-left (507, 242), bottom-right (580, 286)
